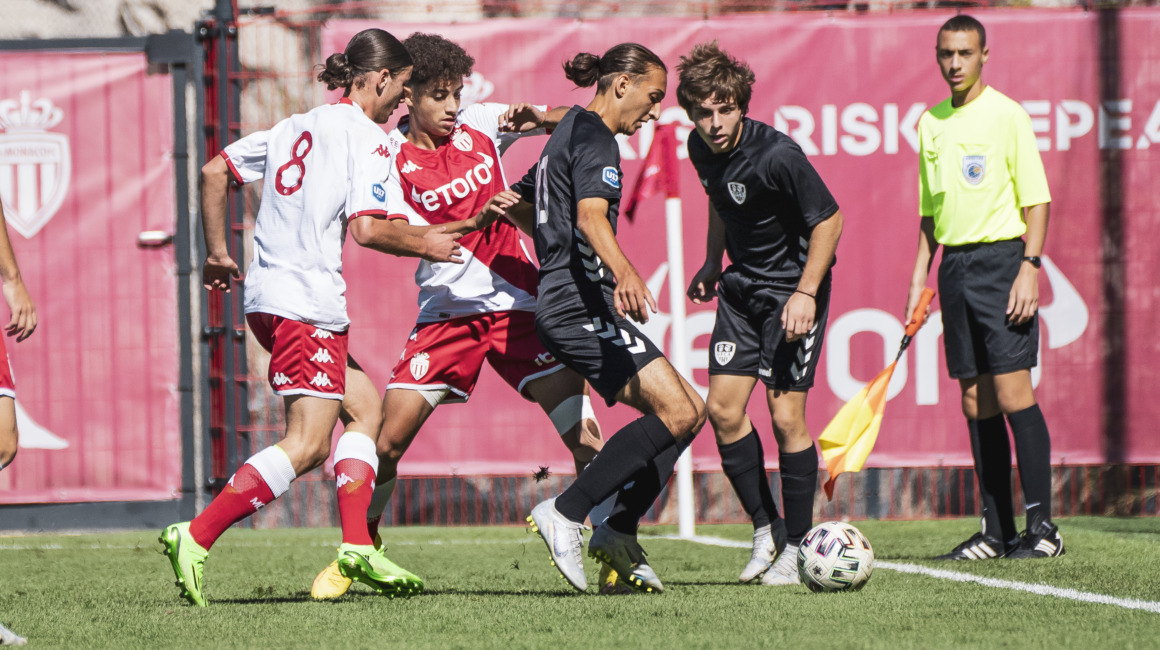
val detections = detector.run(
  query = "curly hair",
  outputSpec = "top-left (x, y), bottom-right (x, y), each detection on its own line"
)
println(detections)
top-left (676, 41), bottom-right (755, 115)
top-left (402, 32), bottom-right (475, 94)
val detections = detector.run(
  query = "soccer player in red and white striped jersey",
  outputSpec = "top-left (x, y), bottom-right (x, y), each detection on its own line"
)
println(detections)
top-left (160, 28), bottom-right (467, 608)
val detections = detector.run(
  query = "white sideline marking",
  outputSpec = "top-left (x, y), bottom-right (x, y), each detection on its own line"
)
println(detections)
top-left (655, 534), bottom-right (1160, 615)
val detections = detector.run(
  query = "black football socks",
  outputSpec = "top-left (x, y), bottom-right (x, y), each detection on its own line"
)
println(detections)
top-left (554, 414), bottom-right (676, 523)
top-left (603, 434), bottom-right (693, 535)
top-left (969, 414), bottom-right (1018, 542)
top-left (779, 445), bottom-right (819, 545)
top-left (719, 429), bottom-right (780, 530)
top-left (1007, 404), bottom-right (1053, 529)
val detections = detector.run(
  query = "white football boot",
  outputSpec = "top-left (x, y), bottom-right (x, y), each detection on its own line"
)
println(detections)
top-left (760, 543), bottom-right (801, 586)
top-left (740, 519), bottom-right (788, 583)
top-left (588, 525), bottom-right (663, 593)
top-left (527, 498), bottom-right (589, 592)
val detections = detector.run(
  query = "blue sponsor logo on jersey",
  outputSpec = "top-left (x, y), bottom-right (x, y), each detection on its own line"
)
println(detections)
top-left (602, 166), bottom-right (621, 189)
top-left (372, 183), bottom-right (386, 202)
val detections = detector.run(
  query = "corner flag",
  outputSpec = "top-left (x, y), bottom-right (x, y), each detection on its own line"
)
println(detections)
top-left (623, 124), bottom-right (680, 221)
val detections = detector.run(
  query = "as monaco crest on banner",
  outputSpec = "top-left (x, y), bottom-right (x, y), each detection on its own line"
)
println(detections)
top-left (0, 91), bottom-right (71, 239)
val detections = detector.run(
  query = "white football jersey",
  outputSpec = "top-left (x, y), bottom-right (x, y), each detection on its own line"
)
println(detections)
top-left (384, 102), bottom-right (546, 323)
top-left (222, 99), bottom-right (394, 330)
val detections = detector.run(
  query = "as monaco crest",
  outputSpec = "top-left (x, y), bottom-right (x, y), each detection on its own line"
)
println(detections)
top-left (409, 352), bottom-right (430, 381)
top-left (0, 91), bottom-right (71, 238)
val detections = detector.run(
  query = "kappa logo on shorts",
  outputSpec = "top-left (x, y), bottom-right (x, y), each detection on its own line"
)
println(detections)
top-left (728, 182), bottom-right (746, 205)
top-left (410, 352), bottom-right (430, 380)
top-left (602, 166), bottom-right (621, 189)
top-left (311, 347), bottom-right (334, 364)
top-left (272, 372), bottom-right (291, 386)
top-left (452, 129), bottom-right (474, 152)
top-left (714, 341), bottom-right (736, 366)
top-left (311, 329), bottom-right (335, 339)
top-left (962, 155), bottom-right (985, 185)
top-left (372, 183), bottom-right (387, 202)
top-left (309, 372), bottom-right (333, 388)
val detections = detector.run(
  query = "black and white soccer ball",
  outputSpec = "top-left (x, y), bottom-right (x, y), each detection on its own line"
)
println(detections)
top-left (797, 521), bottom-right (875, 592)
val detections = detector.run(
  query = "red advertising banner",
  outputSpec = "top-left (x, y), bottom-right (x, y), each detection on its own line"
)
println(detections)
top-left (317, 9), bottom-right (1156, 476)
top-left (0, 52), bottom-right (180, 503)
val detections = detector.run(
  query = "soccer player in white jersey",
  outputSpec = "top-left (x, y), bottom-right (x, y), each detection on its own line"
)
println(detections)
top-left (308, 32), bottom-right (610, 599)
top-left (160, 29), bottom-right (478, 607)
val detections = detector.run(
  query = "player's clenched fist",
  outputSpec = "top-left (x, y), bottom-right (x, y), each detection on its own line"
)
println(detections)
top-left (686, 261), bottom-right (721, 305)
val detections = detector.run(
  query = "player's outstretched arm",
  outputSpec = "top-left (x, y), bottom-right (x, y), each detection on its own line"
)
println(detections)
top-left (0, 202), bottom-right (35, 342)
top-left (499, 105), bottom-right (569, 134)
top-left (783, 209), bottom-right (843, 342)
top-left (575, 197), bottom-right (655, 324)
top-left (905, 216), bottom-right (939, 323)
top-left (687, 202), bottom-right (727, 305)
top-left (200, 155), bottom-right (242, 293)
top-left (348, 216), bottom-right (464, 264)
top-left (1008, 202), bottom-right (1050, 325)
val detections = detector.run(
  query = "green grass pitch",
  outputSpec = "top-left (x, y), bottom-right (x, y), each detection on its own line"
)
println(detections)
top-left (2, 517), bottom-right (1158, 648)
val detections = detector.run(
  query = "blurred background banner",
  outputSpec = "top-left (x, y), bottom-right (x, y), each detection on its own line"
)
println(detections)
top-left (317, 9), bottom-right (1159, 475)
top-left (0, 51), bottom-right (181, 504)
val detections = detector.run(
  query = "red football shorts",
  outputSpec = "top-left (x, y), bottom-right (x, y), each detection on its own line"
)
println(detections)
top-left (246, 312), bottom-right (347, 400)
top-left (387, 310), bottom-right (564, 403)
top-left (0, 335), bottom-right (13, 398)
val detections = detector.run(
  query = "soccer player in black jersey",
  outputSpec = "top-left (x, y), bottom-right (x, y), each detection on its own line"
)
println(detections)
top-left (514, 43), bottom-right (706, 593)
top-left (678, 42), bottom-right (844, 586)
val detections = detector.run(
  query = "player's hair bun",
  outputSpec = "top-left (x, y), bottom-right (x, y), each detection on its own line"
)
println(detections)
top-left (563, 52), bottom-right (603, 88)
top-left (318, 52), bottom-right (356, 90)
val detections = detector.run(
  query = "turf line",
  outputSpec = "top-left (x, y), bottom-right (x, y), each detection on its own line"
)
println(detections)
top-left (657, 534), bottom-right (1160, 615)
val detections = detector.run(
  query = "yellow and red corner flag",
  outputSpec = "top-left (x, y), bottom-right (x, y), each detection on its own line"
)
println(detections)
top-left (820, 288), bottom-right (936, 500)
top-left (623, 123), bottom-right (680, 222)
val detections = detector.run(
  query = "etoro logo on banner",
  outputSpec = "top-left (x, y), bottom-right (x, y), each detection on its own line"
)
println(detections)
top-left (0, 91), bottom-right (71, 238)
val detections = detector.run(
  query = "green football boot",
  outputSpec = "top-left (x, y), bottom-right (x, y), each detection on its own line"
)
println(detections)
top-left (336, 543), bottom-right (423, 598)
top-left (159, 522), bottom-right (209, 607)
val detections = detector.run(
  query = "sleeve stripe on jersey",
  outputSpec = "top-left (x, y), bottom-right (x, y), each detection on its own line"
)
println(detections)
top-left (220, 151), bottom-right (245, 185)
top-left (348, 209), bottom-right (391, 221)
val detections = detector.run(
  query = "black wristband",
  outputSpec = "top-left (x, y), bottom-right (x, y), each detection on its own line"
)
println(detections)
top-left (1022, 256), bottom-right (1042, 269)
top-left (794, 289), bottom-right (816, 299)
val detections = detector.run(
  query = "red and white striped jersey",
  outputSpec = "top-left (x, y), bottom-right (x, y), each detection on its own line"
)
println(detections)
top-left (222, 98), bottom-right (394, 330)
top-left (384, 102), bottom-right (544, 323)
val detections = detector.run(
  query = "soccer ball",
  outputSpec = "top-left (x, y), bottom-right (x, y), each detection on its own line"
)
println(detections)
top-left (796, 521), bottom-right (874, 592)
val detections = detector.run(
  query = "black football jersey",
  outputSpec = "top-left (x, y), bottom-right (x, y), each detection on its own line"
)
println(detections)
top-left (688, 117), bottom-right (838, 282)
top-left (512, 106), bottom-right (622, 292)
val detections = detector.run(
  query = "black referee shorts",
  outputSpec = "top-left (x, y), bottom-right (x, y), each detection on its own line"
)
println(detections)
top-left (938, 238), bottom-right (1039, 379)
top-left (534, 283), bottom-right (665, 406)
top-left (709, 269), bottom-right (831, 391)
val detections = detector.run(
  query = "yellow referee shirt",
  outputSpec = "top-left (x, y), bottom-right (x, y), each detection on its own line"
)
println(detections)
top-left (918, 86), bottom-right (1051, 246)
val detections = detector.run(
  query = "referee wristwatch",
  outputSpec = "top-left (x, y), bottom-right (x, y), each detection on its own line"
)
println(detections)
top-left (1022, 256), bottom-right (1042, 268)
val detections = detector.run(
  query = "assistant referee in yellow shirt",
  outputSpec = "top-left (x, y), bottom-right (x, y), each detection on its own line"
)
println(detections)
top-left (906, 15), bottom-right (1063, 561)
